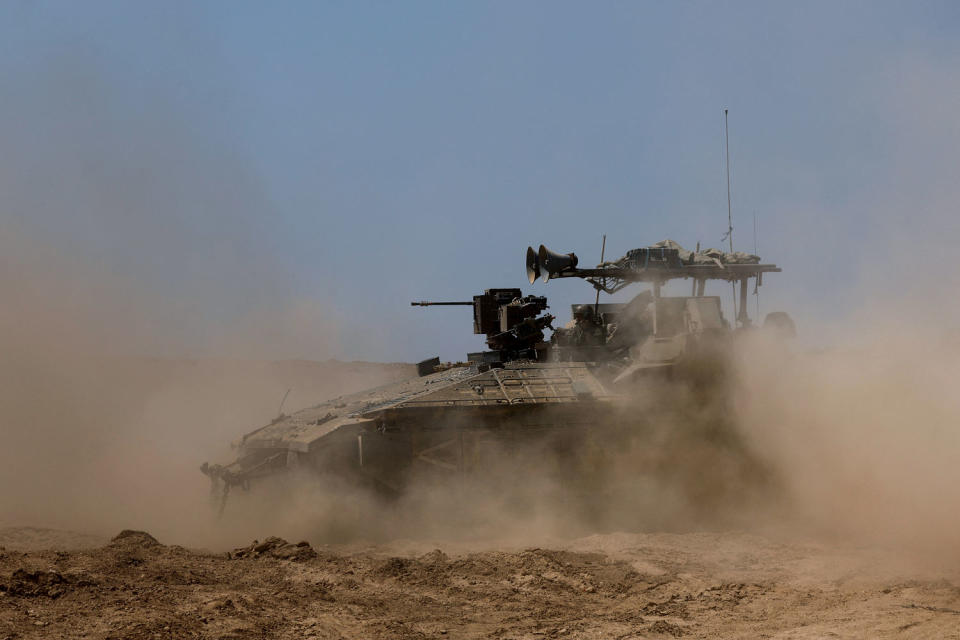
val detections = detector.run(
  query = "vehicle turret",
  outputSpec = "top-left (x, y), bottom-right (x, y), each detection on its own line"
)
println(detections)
top-left (412, 288), bottom-right (552, 364)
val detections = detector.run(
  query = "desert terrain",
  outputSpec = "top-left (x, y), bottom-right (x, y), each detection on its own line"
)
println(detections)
top-left (1, 526), bottom-right (958, 639)
top-left (2, 352), bottom-right (959, 640)
top-left (4, 3), bottom-right (960, 638)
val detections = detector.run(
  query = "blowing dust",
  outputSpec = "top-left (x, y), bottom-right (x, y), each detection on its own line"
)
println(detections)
top-left (733, 328), bottom-right (960, 555)
top-left (0, 230), bottom-right (411, 548)
top-left (1, 56), bottom-right (957, 553)
top-left (211, 324), bottom-right (960, 559)
top-left (0, 46), bottom-right (408, 549)
top-left (3, 233), bottom-right (960, 556)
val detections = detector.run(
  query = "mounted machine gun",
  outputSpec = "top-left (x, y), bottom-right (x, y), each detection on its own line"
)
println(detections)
top-left (412, 288), bottom-right (553, 365)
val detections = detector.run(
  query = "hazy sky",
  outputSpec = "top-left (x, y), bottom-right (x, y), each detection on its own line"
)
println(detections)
top-left (2, 1), bottom-right (958, 361)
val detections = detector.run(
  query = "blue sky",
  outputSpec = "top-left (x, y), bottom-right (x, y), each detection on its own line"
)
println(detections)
top-left (2, 1), bottom-right (958, 361)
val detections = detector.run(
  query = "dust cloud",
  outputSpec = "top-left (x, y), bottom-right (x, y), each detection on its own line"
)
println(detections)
top-left (732, 328), bottom-right (960, 556)
top-left (7, 233), bottom-right (959, 558)
top-left (0, 232), bottom-right (410, 546)
top-left (2, 37), bottom-right (959, 562)
top-left (5, 212), bottom-right (960, 557)
top-left (212, 372), bottom-right (777, 549)
top-left (204, 307), bottom-right (960, 562)
top-left (0, 46), bottom-right (398, 547)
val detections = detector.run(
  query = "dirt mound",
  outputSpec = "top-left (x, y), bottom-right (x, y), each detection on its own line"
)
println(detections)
top-left (0, 565), bottom-right (98, 601)
top-left (101, 529), bottom-right (165, 571)
top-left (0, 532), bottom-right (957, 639)
top-left (230, 536), bottom-right (318, 561)
top-left (0, 569), bottom-right (66, 599)
top-left (110, 529), bottom-right (161, 547)
top-left (372, 549), bottom-right (453, 588)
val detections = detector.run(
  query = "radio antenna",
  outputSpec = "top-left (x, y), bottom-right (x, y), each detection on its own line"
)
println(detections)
top-left (724, 109), bottom-right (737, 321)
top-left (594, 233), bottom-right (606, 316)
top-left (754, 211), bottom-right (760, 320)
top-left (724, 109), bottom-right (734, 253)
top-left (277, 387), bottom-right (291, 418)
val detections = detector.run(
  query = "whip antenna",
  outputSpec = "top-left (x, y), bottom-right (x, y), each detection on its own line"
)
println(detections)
top-left (594, 234), bottom-right (606, 316)
top-left (754, 211), bottom-right (760, 320)
top-left (724, 109), bottom-right (734, 253)
top-left (277, 387), bottom-right (291, 418)
top-left (724, 108), bottom-right (737, 320)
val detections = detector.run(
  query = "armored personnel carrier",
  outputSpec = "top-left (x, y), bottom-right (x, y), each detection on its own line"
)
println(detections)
top-left (202, 241), bottom-right (788, 510)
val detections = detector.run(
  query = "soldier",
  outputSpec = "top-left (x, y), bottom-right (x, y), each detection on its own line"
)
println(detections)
top-left (571, 305), bottom-right (606, 346)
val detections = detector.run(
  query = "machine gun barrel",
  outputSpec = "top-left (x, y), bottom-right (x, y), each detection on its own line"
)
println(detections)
top-left (410, 301), bottom-right (474, 306)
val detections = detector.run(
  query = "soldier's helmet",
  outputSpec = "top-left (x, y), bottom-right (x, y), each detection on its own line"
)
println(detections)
top-left (573, 304), bottom-right (594, 319)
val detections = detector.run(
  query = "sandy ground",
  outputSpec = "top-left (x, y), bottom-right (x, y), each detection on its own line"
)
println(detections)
top-left (1, 526), bottom-right (958, 640)
top-left (3, 355), bottom-right (960, 639)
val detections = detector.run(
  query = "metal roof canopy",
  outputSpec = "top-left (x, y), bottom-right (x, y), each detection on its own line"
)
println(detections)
top-left (555, 263), bottom-right (780, 295)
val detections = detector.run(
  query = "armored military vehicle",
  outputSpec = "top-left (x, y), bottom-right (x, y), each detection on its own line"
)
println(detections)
top-left (202, 241), bottom-right (787, 510)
